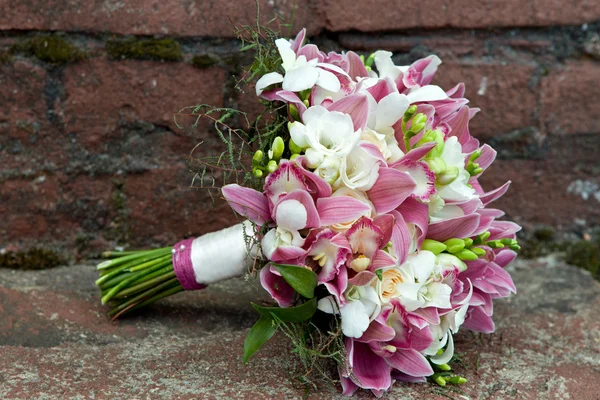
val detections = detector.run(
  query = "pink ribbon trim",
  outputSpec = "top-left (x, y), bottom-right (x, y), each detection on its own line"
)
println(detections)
top-left (172, 238), bottom-right (207, 291)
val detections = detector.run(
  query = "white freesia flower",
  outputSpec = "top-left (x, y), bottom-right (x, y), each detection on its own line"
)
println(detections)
top-left (255, 39), bottom-right (340, 95)
top-left (338, 145), bottom-right (381, 191)
top-left (289, 106), bottom-right (360, 169)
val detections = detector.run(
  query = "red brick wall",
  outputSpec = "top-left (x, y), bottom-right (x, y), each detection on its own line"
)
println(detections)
top-left (1, 0), bottom-right (599, 256)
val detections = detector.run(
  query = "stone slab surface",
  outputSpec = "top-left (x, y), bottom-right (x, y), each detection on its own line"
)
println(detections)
top-left (0, 257), bottom-right (598, 399)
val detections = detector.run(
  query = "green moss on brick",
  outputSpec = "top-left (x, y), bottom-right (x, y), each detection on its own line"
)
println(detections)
top-left (565, 239), bottom-right (600, 279)
top-left (0, 51), bottom-right (12, 64)
top-left (11, 36), bottom-right (86, 65)
top-left (191, 53), bottom-right (220, 69)
top-left (0, 248), bottom-right (63, 270)
top-left (106, 38), bottom-right (183, 61)
top-left (533, 226), bottom-right (556, 241)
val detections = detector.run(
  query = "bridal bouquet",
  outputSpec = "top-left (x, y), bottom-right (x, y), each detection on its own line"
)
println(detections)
top-left (96, 27), bottom-right (520, 396)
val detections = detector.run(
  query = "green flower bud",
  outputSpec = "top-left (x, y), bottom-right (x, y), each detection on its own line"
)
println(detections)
top-left (253, 168), bottom-right (263, 178)
top-left (448, 376), bottom-right (467, 384)
top-left (434, 375), bottom-right (447, 387)
top-left (510, 244), bottom-right (521, 251)
top-left (471, 247), bottom-right (486, 257)
top-left (422, 239), bottom-right (447, 255)
top-left (289, 137), bottom-right (302, 154)
top-left (365, 53), bottom-right (375, 68)
top-left (437, 363), bottom-right (452, 371)
top-left (252, 150), bottom-right (263, 167)
top-left (463, 238), bottom-right (474, 247)
top-left (479, 231), bottom-right (491, 242)
top-left (456, 249), bottom-right (478, 261)
top-left (410, 122), bottom-right (426, 134)
top-left (444, 238), bottom-right (466, 254)
top-left (289, 104), bottom-right (300, 121)
top-left (501, 238), bottom-right (517, 246)
top-left (359, 54), bottom-right (365, 63)
top-left (267, 160), bottom-right (278, 173)
top-left (436, 166), bottom-right (460, 185)
top-left (467, 162), bottom-right (480, 172)
top-left (470, 167), bottom-right (483, 176)
top-left (270, 136), bottom-right (284, 161)
top-left (427, 157), bottom-right (447, 175)
top-left (290, 153), bottom-right (300, 161)
top-left (303, 99), bottom-right (309, 108)
top-left (403, 105), bottom-right (418, 122)
top-left (469, 149), bottom-right (482, 162)
top-left (486, 240), bottom-right (504, 249)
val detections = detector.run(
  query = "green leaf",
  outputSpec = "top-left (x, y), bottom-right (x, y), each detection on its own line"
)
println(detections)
top-left (243, 315), bottom-right (278, 364)
top-left (252, 297), bottom-right (317, 323)
top-left (272, 264), bottom-right (318, 299)
top-left (376, 269), bottom-right (383, 281)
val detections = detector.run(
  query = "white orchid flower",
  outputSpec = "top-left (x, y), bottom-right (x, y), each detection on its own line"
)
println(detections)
top-left (436, 136), bottom-right (477, 202)
top-left (390, 250), bottom-right (452, 311)
top-left (318, 285), bottom-right (381, 339)
top-left (255, 39), bottom-right (341, 95)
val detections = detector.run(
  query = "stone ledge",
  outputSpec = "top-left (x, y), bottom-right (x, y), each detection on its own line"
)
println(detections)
top-left (0, 256), bottom-right (598, 399)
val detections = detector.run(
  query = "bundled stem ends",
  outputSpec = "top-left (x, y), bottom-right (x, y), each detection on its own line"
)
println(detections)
top-left (96, 247), bottom-right (183, 318)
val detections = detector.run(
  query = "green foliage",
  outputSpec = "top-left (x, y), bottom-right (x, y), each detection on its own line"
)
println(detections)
top-left (0, 248), bottom-right (63, 270)
top-left (252, 298), bottom-right (317, 322)
top-left (277, 315), bottom-right (345, 391)
top-left (272, 264), bottom-right (318, 299)
top-left (11, 36), bottom-right (86, 65)
top-left (243, 315), bottom-right (278, 363)
top-left (106, 38), bottom-right (183, 61)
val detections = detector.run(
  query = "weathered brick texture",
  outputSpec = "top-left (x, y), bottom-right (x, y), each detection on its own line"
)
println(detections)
top-left (0, 1), bottom-right (598, 256)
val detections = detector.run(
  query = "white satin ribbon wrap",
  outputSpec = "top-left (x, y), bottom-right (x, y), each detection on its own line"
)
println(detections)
top-left (189, 220), bottom-right (258, 285)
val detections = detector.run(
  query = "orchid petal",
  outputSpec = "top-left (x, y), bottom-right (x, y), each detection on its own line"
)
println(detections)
top-left (349, 270), bottom-right (377, 286)
top-left (327, 93), bottom-right (369, 130)
top-left (317, 196), bottom-right (372, 226)
top-left (358, 319), bottom-right (396, 343)
top-left (463, 306), bottom-right (495, 333)
top-left (386, 348), bottom-right (433, 377)
top-left (347, 51), bottom-right (369, 80)
top-left (264, 161), bottom-right (308, 205)
top-left (480, 181), bottom-right (511, 206)
top-left (222, 184), bottom-right (270, 225)
top-left (260, 266), bottom-right (295, 307)
top-left (390, 210), bottom-right (412, 265)
top-left (371, 250), bottom-right (397, 270)
top-left (367, 168), bottom-right (416, 214)
top-left (346, 217), bottom-right (384, 258)
top-left (375, 92), bottom-right (409, 132)
top-left (427, 213), bottom-right (481, 242)
top-left (275, 190), bottom-right (320, 229)
top-left (400, 142), bottom-right (436, 162)
top-left (255, 72), bottom-right (284, 96)
top-left (396, 198), bottom-right (429, 247)
top-left (407, 85), bottom-right (448, 103)
top-left (373, 214), bottom-right (395, 245)
top-left (282, 65), bottom-right (319, 92)
top-left (315, 68), bottom-right (341, 92)
top-left (430, 333), bottom-right (454, 365)
top-left (350, 340), bottom-right (393, 390)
